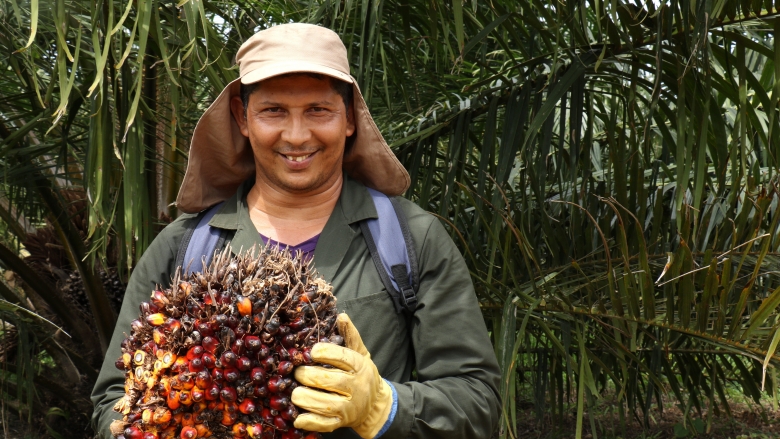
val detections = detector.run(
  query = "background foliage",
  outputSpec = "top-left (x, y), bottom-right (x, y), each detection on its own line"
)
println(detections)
top-left (2, 0), bottom-right (780, 437)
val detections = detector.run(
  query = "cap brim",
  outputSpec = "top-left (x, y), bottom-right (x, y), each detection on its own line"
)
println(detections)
top-left (240, 61), bottom-right (354, 85)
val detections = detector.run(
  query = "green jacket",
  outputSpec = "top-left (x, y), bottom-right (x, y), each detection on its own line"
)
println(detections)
top-left (91, 177), bottom-right (501, 438)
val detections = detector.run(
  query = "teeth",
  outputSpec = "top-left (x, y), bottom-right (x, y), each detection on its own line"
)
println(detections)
top-left (285, 154), bottom-right (310, 162)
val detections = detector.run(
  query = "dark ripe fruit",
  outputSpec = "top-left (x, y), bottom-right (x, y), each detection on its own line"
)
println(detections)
top-left (244, 336), bottom-right (261, 351)
top-left (195, 370), bottom-right (211, 389)
top-left (252, 384), bottom-right (268, 398)
top-left (261, 408), bottom-right (274, 424)
top-left (275, 345), bottom-right (290, 360)
top-left (281, 334), bottom-right (297, 348)
top-left (273, 416), bottom-right (289, 430)
top-left (220, 327), bottom-right (237, 347)
top-left (281, 405), bottom-right (298, 421)
top-left (201, 352), bottom-right (216, 369)
top-left (127, 412), bottom-right (142, 424)
top-left (288, 317), bottom-right (306, 331)
top-left (202, 336), bottom-right (218, 354)
top-left (205, 383), bottom-right (220, 401)
top-left (180, 426), bottom-right (197, 439)
top-left (265, 316), bottom-right (281, 335)
top-left (267, 376), bottom-right (285, 393)
top-left (269, 396), bottom-right (289, 411)
top-left (281, 429), bottom-right (303, 439)
top-left (238, 398), bottom-right (256, 414)
top-left (196, 320), bottom-right (214, 337)
top-left (114, 358), bottom-right (125, 370)
top-left (125, 426), bottom-right (143, 439)
top-left (220, 351), bottom-right (237, 367)
top-left (211, 367), bottom-right (224, 382)
top-left (329, 335), bottom-right (344, 346)
top-left (277, 361), bottom-right (294, 376)
top-left (261, 356), bottom-right (276, 372)
top-left (164, 318), bottom-right (182, 333)
top-left (211, 314), bottom-right (228, 329)
top-left (186, 346), bottom-right (204, 360)
top-left (232, 338), bottom-right (246, 355)
top-left (220, 386), bottom-right (237, 403)
top-left (226, 314), bottom-right (239, 329)
top-left (188, 357), bottom-right (204, 373)
top-left (141, 340), bottom-right (159, 356)
top-left (130, 319), bottom-right (145, 332)
top-left (301, 347), bottom-right (312, 365)
top-left (223, 367), bottom-right (240, 382)
top-left (236, 356), bottom-right (252, 371)
top-left (257, 344), bottom-right (270, 359)
top-left (250, 367), bottom-right (266, 384)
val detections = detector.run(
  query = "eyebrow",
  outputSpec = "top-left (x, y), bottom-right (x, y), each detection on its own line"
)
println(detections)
top-left (257, 100), bottom-right (336, 107)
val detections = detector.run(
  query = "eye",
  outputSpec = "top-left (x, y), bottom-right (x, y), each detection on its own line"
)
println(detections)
top-left (264, 107), bottom-right (283, 113)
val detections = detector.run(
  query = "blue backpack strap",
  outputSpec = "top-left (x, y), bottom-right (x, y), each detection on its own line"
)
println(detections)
top-left (359, 188), bottom-right (419, 314)
top-left (175, 202), bottom-right (225, 275)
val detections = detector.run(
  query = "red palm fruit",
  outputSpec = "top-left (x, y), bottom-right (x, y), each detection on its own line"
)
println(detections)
top-left (270, 395), bottom-right (290, 411)
top-left (233, 422), bottom-right (248, 437)
top-left (124, 427), bottom-right (144, 439)
top-left (252, 384), bottom-right (268, 398)
top-left (151, 290), bottom-right (169, 307)
top-left (188, 357), bottom-right (204, 373)
top-left (247, 424), bottom-right (263, 439)
top-left (238, 398), bottom-right (256, 414)
top-left (202, 336), bottom-right (218, 354)
top-left (153, 328), bottom-right (168, 345)
top-left (301, 347), bottom-right (312, 364)
top-left (191, 387), bottom-right (205, 402)
top-left (261, 408), bottom-right (274, 423)
top-left (244, 336), bottom-right (261, 352)
top-left (223, 401), bottom-right (239, 414)
top-left (210, 314), bottom-right (228, 329)
top-left (211, 367), bottom-right (224, 382)
top-left (236, 356), bottom-right (252, 371)
top-left (196, 320), bottom-right (214, 337)
top-left (281, 334), bottom-right (297, 348)
top-left (203, 293), bottom-right (214, 306)
top-left (223, 367), bottom-right (239, 382)
top-left (267, 376), bottom-right (285, 393)
top-left (260, 356), bottom-right (276, 371)
top-left (172, 357), bottom-right (188, 373)
top-left (127, 412), bottom-right (142, 424)
top-left (181, 412), bottom-right (195, 426)
top-left (288, 316), bottom-right (307, 330)
top-left (220, 351), bottom-right (237, 367)
top-left (115, 358), bottom-right (126, 370)
top-left (281, 430), bottom-right (303, 439)
top-left (231, 338), bottom-right (246, 355)
top-left (201, 352), bottom-right (216, 369)
top-left (257, 344), bottom-right (270, 358)
top-left (152, 407), bottom-right (172, 424)
top-left (179, 426), bottom-right (197, 439)
top-left (186, 346), bottom-right (204, 360)
top-left (139, 301), bottom-right (158, 316)
top-left (277, 361), bottom-right (294, 376)
top-left (273, 415), bottom-right (288, 430)
top-left (178, 390), bottom-right (193, 405)
top-left (281, 404), bottom-right (298, 421)
top-left (205, 383), bottom-right (220, 401)
top-left (250, 367), bottom-right (266, 384)
top-left (163, 318), bottom-right (181, 333)
top-left (194, 424), bottom-right (211, 438)
top-left (143, 432), bottom-right (159, 439)
top-left (237, 296), bottom-right (252, 316)
top-left (221, 410), bottom-right (238, 426)
top-left (167, 390), bottom-right (181, 410)
top-left (146, 313), bottom-right (166, 326)
top-left (194, 370), bottom-right (212, 389)
top-left (140, 340), bottom-right (159, 356)
top-left (220, 386), bottom-right (237, 403)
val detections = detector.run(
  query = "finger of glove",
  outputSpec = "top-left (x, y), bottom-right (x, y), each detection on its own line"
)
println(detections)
top-left (291, 385), bottom-right (351, 418)
top-left (337, 313), bottom-right (369, 356)
top-left (293, 412), bottom-right (344, 433)
top-left (294, 364), bottom-right (356, 397)
top-left (310, 342), bottom-right (364, 372)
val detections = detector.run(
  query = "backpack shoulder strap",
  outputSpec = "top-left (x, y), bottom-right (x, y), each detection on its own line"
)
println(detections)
top-left (359, 188), bottom-right (419, 314)
top-left (175, 202), bottom-right (226, 275)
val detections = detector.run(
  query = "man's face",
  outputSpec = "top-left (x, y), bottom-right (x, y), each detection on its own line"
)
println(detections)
top-left (230, 74), bottom-right (355, 195)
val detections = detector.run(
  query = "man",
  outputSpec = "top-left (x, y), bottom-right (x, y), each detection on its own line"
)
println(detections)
top-left (92, 23), bottom-right (500, 438)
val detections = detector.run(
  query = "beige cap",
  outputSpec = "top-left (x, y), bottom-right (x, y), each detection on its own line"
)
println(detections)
top-left (176, 23), bottom-right (410, 213)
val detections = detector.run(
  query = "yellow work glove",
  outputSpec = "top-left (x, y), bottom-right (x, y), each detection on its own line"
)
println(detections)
top-left (291, 313), bottom-right (394, 438)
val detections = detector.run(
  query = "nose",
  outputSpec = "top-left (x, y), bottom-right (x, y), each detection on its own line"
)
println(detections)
top-left (280, 112), bottom-right (312, 147)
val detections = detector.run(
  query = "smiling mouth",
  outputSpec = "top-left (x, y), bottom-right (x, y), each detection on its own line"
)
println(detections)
top-left (284, 153), bottom-right (312, 162)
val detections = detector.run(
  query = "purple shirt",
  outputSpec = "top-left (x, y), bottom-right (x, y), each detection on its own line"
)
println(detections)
top-left (259, 233), bottom-right (320, 260)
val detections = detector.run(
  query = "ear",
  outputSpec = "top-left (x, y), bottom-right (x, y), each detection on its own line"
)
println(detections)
top-left (230, 96), bottom-right (249, 137)
top-left (345, 105), bottom-right (356, 137)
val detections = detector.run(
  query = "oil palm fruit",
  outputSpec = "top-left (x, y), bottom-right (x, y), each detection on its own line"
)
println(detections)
top-left (112, 247), bottom-right (335, 438)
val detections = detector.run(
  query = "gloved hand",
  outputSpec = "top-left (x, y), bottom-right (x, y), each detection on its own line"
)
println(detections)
top-left (291, 313), bottom-right (394, 438)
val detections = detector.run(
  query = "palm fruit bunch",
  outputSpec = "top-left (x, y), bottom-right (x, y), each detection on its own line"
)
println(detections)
top-left (111, 247), bottom-right (342, 439)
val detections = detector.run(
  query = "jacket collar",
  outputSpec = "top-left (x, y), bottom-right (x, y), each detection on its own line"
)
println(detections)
top-left (207, 175), bottom-right (376, 282)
